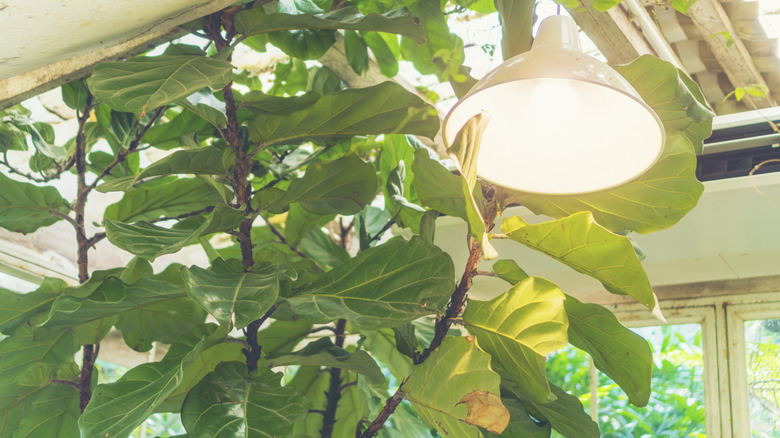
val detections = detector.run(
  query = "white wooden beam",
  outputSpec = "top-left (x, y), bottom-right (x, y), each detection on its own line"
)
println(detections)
top-left (687, 0), bottom-right (776, 108)
top-left (566, 0), bottom-right (655, 65)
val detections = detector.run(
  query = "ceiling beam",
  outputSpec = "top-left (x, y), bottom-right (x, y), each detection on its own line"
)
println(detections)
top-left (687, 0), bottom-right (776, 108)
top-left (566, 0), bottom-right (654, 65)
top-left (566, 0), bottom-right (686, 71)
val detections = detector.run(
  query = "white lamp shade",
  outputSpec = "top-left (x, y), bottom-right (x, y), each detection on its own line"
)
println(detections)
top-left (443, 15), bottom-right (665, 195)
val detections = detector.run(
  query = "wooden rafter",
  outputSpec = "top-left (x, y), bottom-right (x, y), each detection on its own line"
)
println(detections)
top-left (687, 0), bottom-right (776, 108)
top-left (566, 0), bottom-right (685, 70)
top-left (567, 0), bottom-right (654, 65)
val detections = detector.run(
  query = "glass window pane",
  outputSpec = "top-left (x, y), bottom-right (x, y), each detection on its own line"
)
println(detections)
top-left (744, 319), bottom-right (780, 438)
top-left (599, 324), bottom-right (708, 438)
top-left (550, 324), bottom-right (708, 437)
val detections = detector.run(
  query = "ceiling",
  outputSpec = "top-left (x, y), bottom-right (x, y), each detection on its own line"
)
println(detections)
top-left (0, 0), bottom-right (235, 108)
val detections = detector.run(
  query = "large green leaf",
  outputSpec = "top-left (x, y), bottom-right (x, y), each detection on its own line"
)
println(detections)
top-left (504, 55), bottom-right (712, 234)
top-left (362, 328), bottom-right (413, 381)
top-left (268, 337), bottom-right (384, 384)
top-left (565, 294), bottom-right (652, 407)
top-left (446, 112), bottom-right (497, 256)
top-left (0, 278), bottom-right (64, 334)
top-left (235, 6), bottom-right (424, 41)
top-left (283, 203), bottom-right (336, 247)
top-left (157, 342), bottom-right (245, 413)
top-left (486, 396), bottom-right (551, 438)
top-left (299, 228), bottom-right (351, 269)
top-left (79, 324), bottom-right (224, 437)
top-left (506, 383), bottom-right (599, 438)
top-left (241, 91), bottom-right (320, 117)
top-left (500, 212), bottom-right (659, 313)
top-left (255, 318), bottom-right (313, 356)
top-left (495, 0), bottom-right (534, 60)
top-left (614, 55), bottom-right (713, 151)
top-left (105, 204), bottom-right (244, 260)
top-left (114, 264), bottom-right (208, 351)
top-left (104, 177), bottom-right (224, 223)
top-left (87, 47), bottom-right (232, 115)
top-left (364, 31), bottom-right (399, 77)
top-left (181, 362), bottom-right (306, 438)
top-left (490, 259), bottom-right (528, 285)
top-left (141, 108), bottom-right (212, 150)
top-left (289, 366), bottom-right (330, 436)
top-left (400, 0), bottom-right (464, 79)
top-left (268, 28), bottom-right (338, 60)
top-left (0, 277), bottom-right (80, 437)
top-left (116, 296), bottom-right (207, 352)
top-left (181, 261), bottom-right (280, 329)
top-left (248, 82), bottom-right (439, 146)
top-left (412, 149), bottom-right (470, 225)
top-left (37, 276), bottom-right (194, 338)
top-left (266, 154), bottom-right (378, 215)
top-left (0, 172), bottom-right (70, 234)
top-left (0, 312), bottom-right (79, 384)
top-left (403, 337), bottom-right (509, 437)
top-left (463, 276), bottom-right (567, 403)
top-left (97, 146), bottom-right (230, 192)
top-left (0, 363), bottom-right (81, 438)
top-left (345, 29), bottom-right (370, 75)
top-left (286, 236), bottom-right (454, 330)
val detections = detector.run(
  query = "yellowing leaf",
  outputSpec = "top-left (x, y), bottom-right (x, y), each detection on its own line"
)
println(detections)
top-left (457, 391), bottom-right (510, 434)
top-left (403, 337), bottom-right (505, 438)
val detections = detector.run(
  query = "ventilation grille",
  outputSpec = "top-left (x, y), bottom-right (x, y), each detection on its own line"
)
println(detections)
top-left (697, 145), bottom-right (780, 181)
top-left (697, 119), bottom-right (780, 181)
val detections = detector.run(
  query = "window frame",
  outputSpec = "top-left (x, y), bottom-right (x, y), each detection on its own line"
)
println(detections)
top-left (594, 289), bottom-right (780, 438)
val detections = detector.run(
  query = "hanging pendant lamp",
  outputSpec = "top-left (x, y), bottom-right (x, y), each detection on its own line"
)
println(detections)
top-left (443, 15), bottom-right (665, 195)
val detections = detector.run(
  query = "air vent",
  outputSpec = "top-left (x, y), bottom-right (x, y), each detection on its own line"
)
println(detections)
top-left (697, 145), bottom-right (780, 181)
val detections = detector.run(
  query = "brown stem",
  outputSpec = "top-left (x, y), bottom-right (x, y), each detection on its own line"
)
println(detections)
top-left (359, 389), bottom-right (405, 438)
top-left (49, 209), bottom-right (78, 228)
top-left (72, 92), bottom-right (98, 412)
top-left (242, 303), bottom-right (278, 372)
top-left (79, 343), bottom-right (99, 412)
top-left (359, 196), bottom-right (499, 437)
top-left (418, 236), bottom-right (482, 363)
top-left (367, 211), bottom-right (399, 244)
top-left (475, 270), bottom-right (496, 277)
top-left (320, 319), bottom-right (347, 438)
top-left (84, 106), bottom-right (165, 195)
top-left (1, 152), bottom-right (75, 183)
top-left (205, 13), bottom-right (270, 375)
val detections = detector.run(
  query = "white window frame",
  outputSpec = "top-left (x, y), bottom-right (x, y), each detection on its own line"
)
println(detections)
top-left (596, 289), bottom-right (780, 438)
top-left (724, 299), bottom-right (780, 437)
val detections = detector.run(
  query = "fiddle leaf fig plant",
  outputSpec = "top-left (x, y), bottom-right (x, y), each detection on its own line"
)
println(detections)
top-left (0, 0), bottom-right (712, 437)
